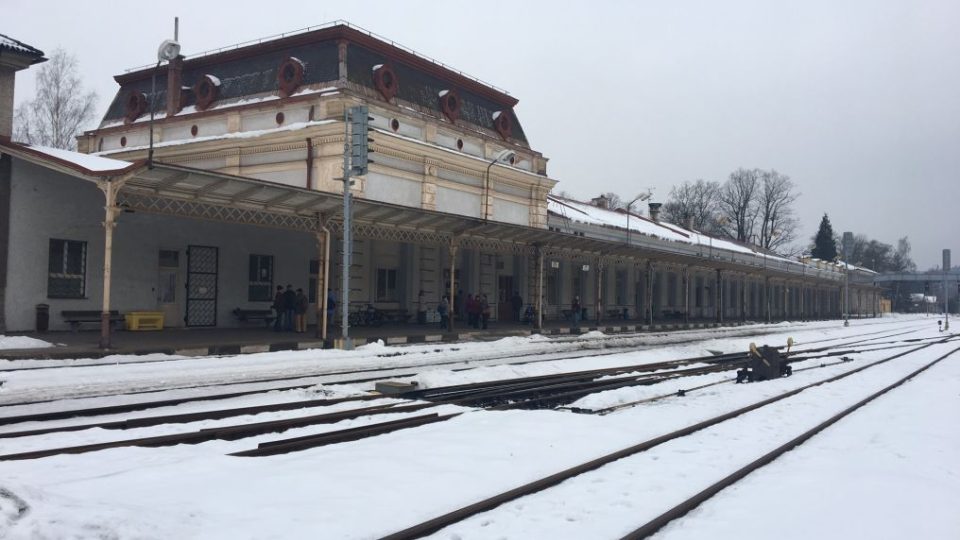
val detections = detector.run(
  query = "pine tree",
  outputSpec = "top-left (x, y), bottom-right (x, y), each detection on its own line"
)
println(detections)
top-left (811, 214), bottom-right (838, 260)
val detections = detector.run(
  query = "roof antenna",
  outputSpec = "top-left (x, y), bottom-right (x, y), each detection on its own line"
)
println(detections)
top-left (148, 17), bottom-right (181, 168)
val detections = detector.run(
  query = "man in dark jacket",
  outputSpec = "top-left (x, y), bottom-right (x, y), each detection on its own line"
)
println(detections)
top-left (283, 285), bottom-right (297, 331)
top-left (511, 291), bottom-right (523, 322)
top-left (272, 285), bottom-right (285, 331)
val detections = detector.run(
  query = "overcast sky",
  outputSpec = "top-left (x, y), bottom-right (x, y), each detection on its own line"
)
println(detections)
top-left (8, 0), bottom-right (959, 269)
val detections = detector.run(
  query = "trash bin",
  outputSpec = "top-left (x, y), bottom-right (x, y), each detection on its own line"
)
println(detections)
top-left (35, 303), bottom-right (50, 332)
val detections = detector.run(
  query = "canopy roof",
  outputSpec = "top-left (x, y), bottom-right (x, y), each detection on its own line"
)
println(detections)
top-left (1, 141), bottom-right (848, 284)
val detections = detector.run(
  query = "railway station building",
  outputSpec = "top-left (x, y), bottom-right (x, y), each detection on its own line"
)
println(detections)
top-left (0, 24), bottom-right (881, 346)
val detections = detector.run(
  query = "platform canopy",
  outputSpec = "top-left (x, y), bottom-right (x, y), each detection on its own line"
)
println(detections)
top-left (1, 140), bottom-right (846, 282)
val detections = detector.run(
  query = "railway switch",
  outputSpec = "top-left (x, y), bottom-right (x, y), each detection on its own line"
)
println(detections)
top-left (736, 344), bottom-right (792, 383)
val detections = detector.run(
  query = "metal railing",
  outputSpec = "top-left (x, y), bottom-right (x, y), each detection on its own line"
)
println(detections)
top-left (122, 20), bottom-right (511, 96)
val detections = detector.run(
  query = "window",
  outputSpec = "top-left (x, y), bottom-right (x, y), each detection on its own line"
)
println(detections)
top-left (377, 268), bottom-right (398, 302)
top-left (695, 277), bottom-right (704, 308)
top-left (248, 255), bottom-right (273, 301)
top-left (48, 239), bottom-right (86, 298)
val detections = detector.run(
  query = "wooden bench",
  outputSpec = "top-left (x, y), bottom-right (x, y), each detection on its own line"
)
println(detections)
top-left (606, 308), bottom-right (631, 320)
top-left (61, 310), bottom-right (124, 332)
top-left (233, 308), bottom-right (275, 327)
top-left (660, 310), bottom-right (685, 321)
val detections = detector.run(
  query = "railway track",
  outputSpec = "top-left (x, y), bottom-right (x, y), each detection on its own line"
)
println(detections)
top-left (0, 330), bottom-right (942, 463)
top-left (375, 335), bottom-right (957, 539)
top-left (0, 321), bottom-right (929, 431)
top-left (1, 324), bottom-right (928, 435)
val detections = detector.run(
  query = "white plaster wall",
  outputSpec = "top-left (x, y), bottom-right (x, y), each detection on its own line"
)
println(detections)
top-left (364, 172), bottom-right (421, 207)
top-left (492, 199), bottom-right (529, 226)
top-left (245, 167), bottom-right (307, 187)
top-left (6, 159), bottom-right (320, 331)
top-left (436, 186), bottom-right (481, 218)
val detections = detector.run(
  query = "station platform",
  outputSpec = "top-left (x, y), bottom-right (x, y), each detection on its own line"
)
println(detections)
top-left (0, 318), bottom-right (752, 361)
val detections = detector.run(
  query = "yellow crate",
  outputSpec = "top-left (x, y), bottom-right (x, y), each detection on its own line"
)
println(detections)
top-left (125, 311), bottom-right (165, 331)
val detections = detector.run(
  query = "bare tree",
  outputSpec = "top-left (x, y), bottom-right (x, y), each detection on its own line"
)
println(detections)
top-left (13, 48), bottom-right (97, 150)
top-left (602, 192), bottom-right (625, 210)
top-left (662, 179), bottom-right (721, 231)
top-left (756, 170), bottom-right (799, 250)
top-left (716, 168), bottom-right (760, 242)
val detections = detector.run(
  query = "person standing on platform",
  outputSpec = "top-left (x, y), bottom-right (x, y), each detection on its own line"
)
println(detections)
top-left (470, 294), bottom-right (482, 328)
top-left (272, 285), bottom-right (285, 332)
top-left (511, 291), bottom-right (523, 322)
top-left (437, 295), bottom-right (450, 330)
top-left (326, 288), bottom-right (336, 327)
top-left (480, 294), bottom-right (491, 329)
top-left (283, 285), bottom-right (296, 331)
top-left (294, 288), bottom-right (308, 333)
top-left (571, 296), bottom-right (581, 330)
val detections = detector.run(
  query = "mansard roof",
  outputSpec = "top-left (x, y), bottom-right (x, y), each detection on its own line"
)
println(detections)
top-left (99, 23), bottom-right (528, 145)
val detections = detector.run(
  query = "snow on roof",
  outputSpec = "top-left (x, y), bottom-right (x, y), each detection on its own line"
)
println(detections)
top-left (0, 33), bottom-right (45, 58)
top-left (26, 145), bottom-right (134, 173)
top-left (96, 120), bottom-right (338, 155)
top-left (548, 196), bottom-right (795, 262)
top-left (96, 86), bottom-right (340, 130)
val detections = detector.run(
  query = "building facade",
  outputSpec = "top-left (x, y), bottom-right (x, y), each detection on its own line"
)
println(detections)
top-left (0, 24), bottom-right (879, 340)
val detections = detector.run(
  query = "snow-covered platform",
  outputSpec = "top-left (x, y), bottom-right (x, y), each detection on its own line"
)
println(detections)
top-left (0, 317), bottom-right (785, 360)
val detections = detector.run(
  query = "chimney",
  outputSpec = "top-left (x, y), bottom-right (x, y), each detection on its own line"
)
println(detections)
top-left (683, 216), bottom-right (693, 230)
top-left (590, 194), bottom-right (609, 209)
top-left (0, 36), bottom-right (47, 140)
top-left (166, 55), bottom-right (184, 117)
top-left (648, 202), bottom-right (662, 222)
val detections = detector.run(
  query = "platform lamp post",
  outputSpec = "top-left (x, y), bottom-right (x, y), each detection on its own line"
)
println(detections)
top-left (148, 37), bottom-right (181, 167)
top-left (483, 150), bottom-right (517, 221)
top-left (943, 249), bottom-right (951, 331)
top-left (842, 232), bottom-right (853, 327)
top-left (625, 193), bottom-right (652, 247)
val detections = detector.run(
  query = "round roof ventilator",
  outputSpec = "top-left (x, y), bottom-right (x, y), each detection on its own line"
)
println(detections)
top-left (439, 89), bottom-right (461, 122)
top-left (124, 91), bottom-right (148, 123)
top-left (193, 74), bottom-right (221, 111)
top-left (278, 57), bottom-right (305, 97)
top-left (493, 110), bottom-right (513, 140)
top-left (372, 64), bottom-right (399, 102)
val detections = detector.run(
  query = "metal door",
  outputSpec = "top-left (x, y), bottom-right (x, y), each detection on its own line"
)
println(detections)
top-left (186, 245), bottom-right (218, 327)
top-left (157, 250), bottom-right (181, 327)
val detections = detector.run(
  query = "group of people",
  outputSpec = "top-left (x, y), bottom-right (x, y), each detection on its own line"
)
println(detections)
top-left (463, 293), bottom-right (492, 329)
top-left (272, 285), bottom-right (337, 333)
top-left (434, 292), bottom-right (492, 329)
top-left (433, 290), bottom-right (535, 330)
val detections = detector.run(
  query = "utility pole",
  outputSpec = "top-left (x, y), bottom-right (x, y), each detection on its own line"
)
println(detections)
top-left (944, 249), bottom-right (951, 331)
top-left (340, 105), bottom-right (374, 349)
top-left (842, 231), bottom-right (853, 327)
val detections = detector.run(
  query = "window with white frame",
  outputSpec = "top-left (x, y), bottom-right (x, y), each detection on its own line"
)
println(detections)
top-left (376, 268), bottom-right (398, 302)
top-left (48, 239), bottom-right (86, 298)
top-left (248, 254), bottom-right (274, 302)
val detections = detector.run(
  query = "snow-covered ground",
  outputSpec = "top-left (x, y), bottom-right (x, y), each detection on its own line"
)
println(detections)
top-left (0, 336), bottom-right (52, 351)
top-left (0, 315), bottom-right (955, 539)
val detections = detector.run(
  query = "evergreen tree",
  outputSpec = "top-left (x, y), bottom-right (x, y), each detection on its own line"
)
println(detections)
top-left (811, 214), bottom-right (838, 260)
